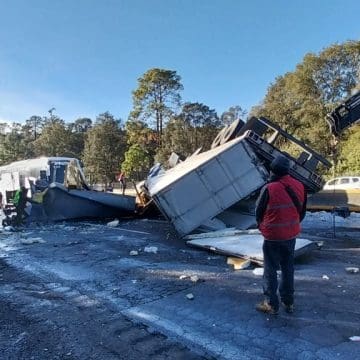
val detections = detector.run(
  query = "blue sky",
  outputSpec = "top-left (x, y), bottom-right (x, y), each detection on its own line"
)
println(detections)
top-left (0, 0), bottom-right (359, 124)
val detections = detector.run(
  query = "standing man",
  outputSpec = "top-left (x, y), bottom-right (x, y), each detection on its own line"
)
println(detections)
top-left (255, 155), bottom-right (306, 315)
top-left (118, 171), bottom-right (126, 195)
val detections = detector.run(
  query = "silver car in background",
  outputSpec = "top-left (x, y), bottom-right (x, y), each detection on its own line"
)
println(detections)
top-left (323, 176), bottom-right (360, 190)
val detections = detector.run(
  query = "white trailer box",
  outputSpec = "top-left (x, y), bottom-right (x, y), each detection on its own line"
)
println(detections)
top-left (147, 137), bottom-right (268, 236)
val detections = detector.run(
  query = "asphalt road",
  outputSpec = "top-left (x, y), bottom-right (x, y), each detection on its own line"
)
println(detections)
top-left (0, 217), bottom-right (359, 359)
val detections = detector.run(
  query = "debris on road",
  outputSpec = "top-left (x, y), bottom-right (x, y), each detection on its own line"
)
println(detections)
top-left (253, 268), bottom-right (264, 276)
top-left (227, 257), bottom-right (251, 270)
top-left (144, 246), bottom-right (158, 254)
top-left (349, 336), bottom-right (360, 342)
top-left (107, 219), bottom-right (119, 227)
top-left (3, 226), bottom-right (15, 232)
top-left (316, 241), bottom-right (324, 249)
top-left (20, 237), bottom-right (46, 245)
top-left (187, 231), bottom-right (315, 265)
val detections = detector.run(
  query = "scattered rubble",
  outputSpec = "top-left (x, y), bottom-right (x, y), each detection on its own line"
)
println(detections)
top-left (144, 246), bottom-right (158, 254)
top-left (316, 241), bottom-right (324, 249)
top-left (20, 237), bottom-right (46, 245)
top-left (227, 257), bottom-right (251, 270)
top-left (3, 226), bottom-right (15, 232)
top-left (107, 219), bottom-right (119, 227)
top-left (253, 268), bottom-right (264, 276)
top-left (349, 336), bottom-right (360, 342)
top-left (190, 275), bottom-right (199, 282)
top-left (187, 232), bottom-right (315, 266)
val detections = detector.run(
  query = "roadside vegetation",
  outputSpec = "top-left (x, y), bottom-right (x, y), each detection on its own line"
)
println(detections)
top-left (0, 40), bottom-right (359, 185)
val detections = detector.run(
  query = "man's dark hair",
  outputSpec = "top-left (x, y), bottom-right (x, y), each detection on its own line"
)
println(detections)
top-left (270, 155), bottom-right (290, 176)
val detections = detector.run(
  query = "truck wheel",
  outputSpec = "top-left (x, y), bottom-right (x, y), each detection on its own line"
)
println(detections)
top-left (211, 125), bottom-right (229, 149)
top-left (220, 118), bottom-right (245, 144)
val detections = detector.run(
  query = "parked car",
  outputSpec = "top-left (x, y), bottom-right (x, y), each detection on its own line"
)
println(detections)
top-left (323, 176), bottom-right (360, 190)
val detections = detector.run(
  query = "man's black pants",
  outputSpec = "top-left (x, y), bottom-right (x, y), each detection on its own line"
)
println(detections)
top-left (262, 238), bottom-right (296, 311)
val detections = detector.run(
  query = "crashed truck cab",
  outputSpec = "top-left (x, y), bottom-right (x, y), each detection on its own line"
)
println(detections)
top-left (144, 116), bottom-right (331, 237)
top-left (0, 157), bottom-right (135, 224)
top-left (0, 157), bottom-right (85, 207)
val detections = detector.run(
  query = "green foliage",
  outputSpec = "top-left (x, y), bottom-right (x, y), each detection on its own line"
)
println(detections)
top-left (221, 105), bottom-right (247, 125)
top-left (125, 119), bottom-right (158, 157)
top-left (25, 115), bottom-right (45, 140)
top-left (130, 68), bottom-right (183, 145)
top-left (83, 112), bottom-right (126, 185)
top-left (33, 121), bottom-right (75, 157)
top-left (1, 44), bottom-right (358, 178)
top-left (307, 41), bottom-right (360, 104)
top-left (122, 144), bottom-right (153, 181)
top-left (253, 40), bottom-right (360, 167)
top-left (335, 126), bottom-right (360, 175)
top-left (0, 123), bottom-right (35, 165)
top-left (67, 118), bottom-right (93, 159)
top-left (156, 102), bottom-right (220, 164)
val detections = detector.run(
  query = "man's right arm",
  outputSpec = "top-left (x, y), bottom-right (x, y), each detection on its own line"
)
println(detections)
top-left (300, 186), bottom-right (307, 222)
top-left (255, 186), bottom-right (269, 225)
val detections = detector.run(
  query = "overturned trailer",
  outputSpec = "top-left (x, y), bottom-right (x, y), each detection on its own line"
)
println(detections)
top-left (145, 116), bottom-right (331, 263)
top-left (146, 116), bottom-right (331, 237)
top-left (147, 138), bottom-right (268, 236)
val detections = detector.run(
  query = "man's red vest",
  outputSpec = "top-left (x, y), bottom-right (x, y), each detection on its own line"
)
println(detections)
top-left (259, 175), bottom-right (305, 241)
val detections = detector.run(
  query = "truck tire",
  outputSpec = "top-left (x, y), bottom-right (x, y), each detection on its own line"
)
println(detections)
top-left (211, 125), bottom-right (229, 149)
top-left (220, 118), bottom-right (245, 145)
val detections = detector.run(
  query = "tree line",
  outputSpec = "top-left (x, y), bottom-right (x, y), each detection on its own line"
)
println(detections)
top-left (0, 40), bottom-right (359, 185)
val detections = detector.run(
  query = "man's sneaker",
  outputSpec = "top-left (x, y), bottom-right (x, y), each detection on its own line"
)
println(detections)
top-left (281, 302), bottom-right (294, 314)
top-left (256, 301), bottom-right (279, 315)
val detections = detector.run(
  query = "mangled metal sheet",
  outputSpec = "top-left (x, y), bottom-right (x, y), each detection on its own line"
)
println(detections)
top-left (42, 183), bottom-right (136, 221)
top-left (147, 136), bottom-right (268, 236)
top-left (186, 231), bottom-right (316, 265)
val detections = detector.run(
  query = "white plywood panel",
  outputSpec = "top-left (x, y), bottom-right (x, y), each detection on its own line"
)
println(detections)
top-left (187, 235), bottom-right (315, 264)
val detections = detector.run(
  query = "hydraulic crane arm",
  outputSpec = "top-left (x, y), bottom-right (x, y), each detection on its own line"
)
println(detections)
top-left (326, 91), bottom-right (360, 136)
